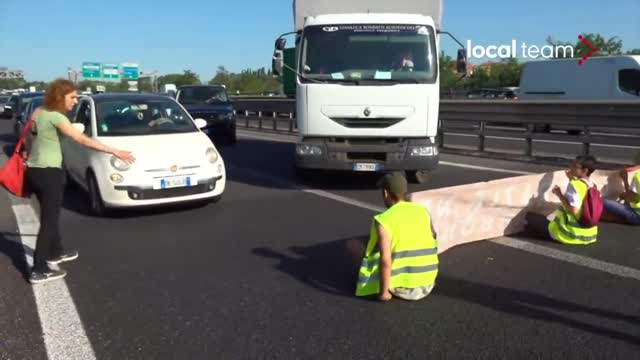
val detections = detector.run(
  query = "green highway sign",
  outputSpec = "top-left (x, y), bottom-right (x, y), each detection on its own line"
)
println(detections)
top-left (102, 63), bottom-right (119, 79)
top-left (82, 62), bottom-right (102, 79)
top-left (122, 63), bottom-right (139, 80)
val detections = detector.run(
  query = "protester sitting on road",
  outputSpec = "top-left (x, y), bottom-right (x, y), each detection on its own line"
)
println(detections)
top-left (355, 172), bottom-right (438, 301)
top-left (25, 79), bottom-right (135, 284)
top-left (524, 155), bottom-right (599, 245)
top-left (601, 152), bottom-right (640, 225)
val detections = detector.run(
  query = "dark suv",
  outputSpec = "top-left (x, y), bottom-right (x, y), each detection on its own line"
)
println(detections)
top-left (175, 85), bottom-right (236, 144)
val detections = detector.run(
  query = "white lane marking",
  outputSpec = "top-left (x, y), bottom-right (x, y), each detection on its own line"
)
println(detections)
top-left (438, 161), bottom-right (535, 175)
top-left (228, 165), bottom-right (385, 212)
top-left (492, 237), bottom-right (640, 281)
top-left (230, 165), bottom-right (640, 281)
top-left (238, 131), bottom-right (537, 176)
top-left (11, 204), bottom-right (97, 360)
top-left (446, 132), bottom-right (640, 149)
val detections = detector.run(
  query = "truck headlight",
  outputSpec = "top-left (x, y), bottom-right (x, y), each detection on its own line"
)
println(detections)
top-left (110, 156), bottom-right (131, 171)
top-left (296, 144), bottom-right (323, 156)
top-left (410, 146), bottom-right (438, 157)
top-left (206, 148), bottom-right (219, 163)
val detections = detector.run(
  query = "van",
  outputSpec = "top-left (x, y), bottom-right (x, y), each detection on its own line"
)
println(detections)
top-left (520, 55), bottom-right (640, 100)
top-left (519, 56), bottom-right (640, 133)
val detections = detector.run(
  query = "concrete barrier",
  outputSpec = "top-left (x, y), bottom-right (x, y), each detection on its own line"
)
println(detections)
top-left (409, 169), bottom-right (639, 253)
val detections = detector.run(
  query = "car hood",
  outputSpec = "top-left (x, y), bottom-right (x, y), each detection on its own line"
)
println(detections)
top-left (96, 132), bottom-right (216, 167)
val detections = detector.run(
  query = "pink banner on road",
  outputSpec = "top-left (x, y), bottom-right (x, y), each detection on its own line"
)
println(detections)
top-left (409, 170), bottom-right (638, 254)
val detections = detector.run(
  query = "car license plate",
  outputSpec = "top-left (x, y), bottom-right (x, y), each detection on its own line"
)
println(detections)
top-left (154, 176), bottom-right (196, 190)
top-left (353, 163), bottom-right (379, 172)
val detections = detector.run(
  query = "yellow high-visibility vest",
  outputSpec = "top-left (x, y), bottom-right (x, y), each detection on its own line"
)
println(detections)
top-left (548, 179), bottom-right (598, 245)
top-left (630, 172), bottom-right (640, 216)
top-left (356, 202), bottom-right (438, 297)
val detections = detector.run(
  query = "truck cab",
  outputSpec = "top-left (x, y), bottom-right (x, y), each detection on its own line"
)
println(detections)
top-left (272, 0), bottom-right (465, 183)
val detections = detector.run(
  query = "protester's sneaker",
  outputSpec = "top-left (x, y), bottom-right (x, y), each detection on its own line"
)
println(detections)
top-left (29, 269), bottom-right (67, 284)
top-left (47, 250), bottom-right (79, 266)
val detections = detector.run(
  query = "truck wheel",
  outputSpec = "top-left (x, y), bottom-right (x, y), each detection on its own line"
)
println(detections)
top-left (406, 170), bottom-right (431, 184)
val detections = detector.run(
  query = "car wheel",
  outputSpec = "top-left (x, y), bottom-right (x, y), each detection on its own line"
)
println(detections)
top-left (63, 168), bottom-right (76, 189)
top-left (406, 170), bottom-right (431, 184)
top-left (87, 173), bottom-right (106, 216)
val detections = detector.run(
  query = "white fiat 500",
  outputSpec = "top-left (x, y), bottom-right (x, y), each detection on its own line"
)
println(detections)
top-left (62, 93), bottom-right (226, 215)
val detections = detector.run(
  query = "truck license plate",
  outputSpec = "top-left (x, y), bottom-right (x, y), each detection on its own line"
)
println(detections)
top-left (353, 163), bottom-right (379, 172)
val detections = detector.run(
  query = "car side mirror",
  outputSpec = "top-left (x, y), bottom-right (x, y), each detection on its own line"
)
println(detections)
top-left (272, 50), bottom-right (284, 77)
top-left (194, 118), bottom-right (207, 129)
top-left (275, 38), bottom-right (286, 51)
top-left (72, 123), bottom-right (85, 133)
top-left (456, 49), bottom-right (468, 75)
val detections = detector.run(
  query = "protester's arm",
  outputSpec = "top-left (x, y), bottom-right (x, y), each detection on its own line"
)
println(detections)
top-left (552, 185), bottom-right (580, 217)
top-left (622, 173), bottom-right (640, 202)
top-left (620, 170), bottom-right (630, 192)
top-left (377, 221), bottom-right (392, 301)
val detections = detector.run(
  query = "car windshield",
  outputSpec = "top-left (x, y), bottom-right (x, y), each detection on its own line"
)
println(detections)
top-left (177, 87), bottom-right (229, 105)
top-left (300, 24), bottom-right (437, 84)
top-left (0, 96), bottom-right (9, 102)
top-left (96, 98), bottom-right (197, 136)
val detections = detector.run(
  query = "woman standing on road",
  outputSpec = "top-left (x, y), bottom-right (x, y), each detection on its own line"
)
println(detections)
top-left (26, 79), bottom-right (135, 284)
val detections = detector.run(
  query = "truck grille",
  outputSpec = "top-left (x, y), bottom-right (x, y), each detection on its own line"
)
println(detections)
top-left (330, 117), bottom-right (403, 129)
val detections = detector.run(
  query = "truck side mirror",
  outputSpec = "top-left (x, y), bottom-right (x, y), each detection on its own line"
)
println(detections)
top-left (272, 50), bottom-right (284, 77)
top-left (275, 38), bottom-right (286, 51)
top-left (456, 49), bottom-right (468, 75)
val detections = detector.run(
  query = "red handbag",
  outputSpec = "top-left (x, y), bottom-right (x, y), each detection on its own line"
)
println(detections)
top-left (0, 118), bottom-right (34, 197)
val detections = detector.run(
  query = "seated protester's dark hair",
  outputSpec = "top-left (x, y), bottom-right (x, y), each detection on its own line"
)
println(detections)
top-left (576, 155), bottom-right (597, 176)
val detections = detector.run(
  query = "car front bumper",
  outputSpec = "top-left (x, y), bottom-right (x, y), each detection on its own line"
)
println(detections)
top-left (101, 175), bottom-right (225, 208)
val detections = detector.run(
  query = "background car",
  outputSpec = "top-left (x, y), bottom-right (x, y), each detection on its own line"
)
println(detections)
top-left (61, 93), bottom-right (226, 215)
top-left (0, 95), bottom-right (11, 118)
top-left (14, 95), bottom-right (44, 136)
top-left (8, 91), bottom-right (45, 139)
top-left (175, 85), bottom-right (236, 145)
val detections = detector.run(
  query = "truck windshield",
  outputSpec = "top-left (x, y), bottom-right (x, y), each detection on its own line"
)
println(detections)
top-left (177, 87), bottom-right (229, 105)
top-left (300, 24), bottom-right (437, 84)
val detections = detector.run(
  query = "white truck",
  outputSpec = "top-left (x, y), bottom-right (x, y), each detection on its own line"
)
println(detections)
top-left (272, 0), bottom-right (466, 183)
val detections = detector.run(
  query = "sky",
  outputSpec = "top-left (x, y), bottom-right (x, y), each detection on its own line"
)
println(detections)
top-left (1, 0), bottom-right (639, 82)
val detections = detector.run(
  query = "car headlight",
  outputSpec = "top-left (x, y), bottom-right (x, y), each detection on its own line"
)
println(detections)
top-left (110, 173), bottom-right (124, 184)
top-left (110, 155), bottom-right (131, 171)
top-left (206, 147), bottom-right (219, 163)
top-left (225, 112), bottom-right (234, 120)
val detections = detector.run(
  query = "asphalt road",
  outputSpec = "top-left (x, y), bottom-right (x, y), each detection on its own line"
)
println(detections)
top-left (0, 120), bottom-right (639, 360)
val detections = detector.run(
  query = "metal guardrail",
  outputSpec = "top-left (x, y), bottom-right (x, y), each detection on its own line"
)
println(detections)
top-left (232, 98), bottom-right (640, 159)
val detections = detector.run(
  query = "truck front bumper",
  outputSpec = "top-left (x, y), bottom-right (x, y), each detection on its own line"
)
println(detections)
top-left (294, 138), bottom-right (439, 172)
